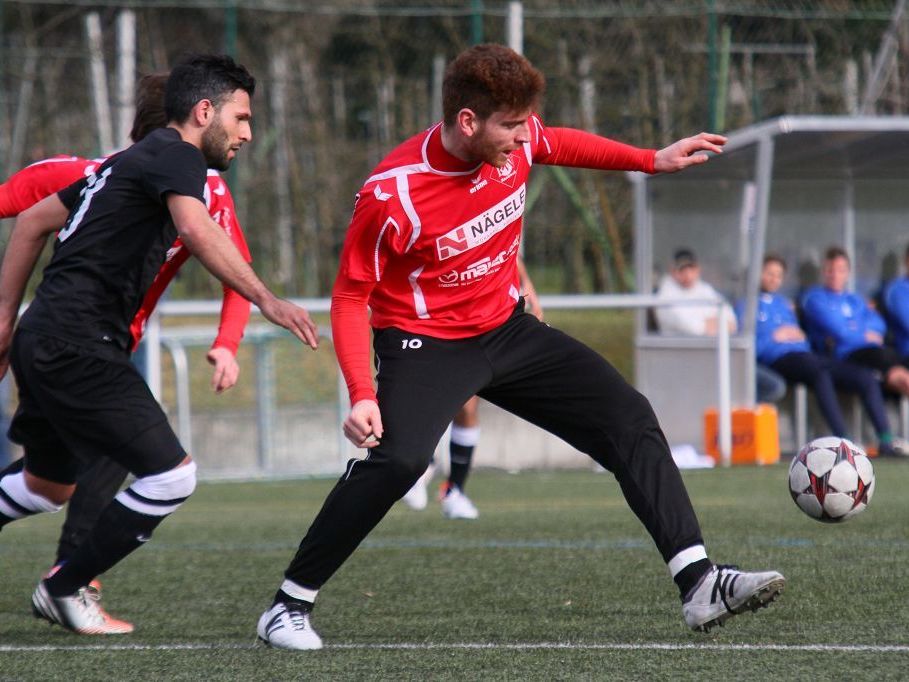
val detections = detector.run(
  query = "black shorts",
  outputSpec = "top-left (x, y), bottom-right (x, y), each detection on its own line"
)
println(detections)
top-left (845, 346), bottom-right (908, 375)
top-left (7, 329), bottom-right (185, 484)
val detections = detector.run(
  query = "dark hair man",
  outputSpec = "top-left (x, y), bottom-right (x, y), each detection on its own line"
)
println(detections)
top-left (0, 54), bottom-right (318, 635)
top-left (0, 71), bottom-right (264, 632)
top-left (255, 45), bottom-right (784, 650)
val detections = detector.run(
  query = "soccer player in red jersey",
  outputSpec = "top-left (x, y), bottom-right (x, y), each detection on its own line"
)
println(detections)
top-left (0, 73), bottom-right (254, 632)
top-left (256, 45), bottom-right (785, 650)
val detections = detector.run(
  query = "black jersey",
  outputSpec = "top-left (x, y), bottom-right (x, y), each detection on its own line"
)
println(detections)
top-left (19, 128), bottom-right (207, 356)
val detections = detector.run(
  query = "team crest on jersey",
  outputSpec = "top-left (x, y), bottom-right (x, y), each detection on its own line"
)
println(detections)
top-left (485, 152), bottom-right (521, 188)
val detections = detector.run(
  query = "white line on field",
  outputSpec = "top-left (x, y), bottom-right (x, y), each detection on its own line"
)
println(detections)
top-left (1, 642), bottom-right (907, 653)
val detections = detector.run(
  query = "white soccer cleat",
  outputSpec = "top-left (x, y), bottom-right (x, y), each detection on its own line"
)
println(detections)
top-left (401, 464), bottom-right (435, 511)
top-left (682, 564), bottom-right (785, 632)
top-left (257, 601), bottom-right (323, 650)
top-left (441, 486), bottom-right (479, 520)
top-left (32, 580), bottom-right (134, 635)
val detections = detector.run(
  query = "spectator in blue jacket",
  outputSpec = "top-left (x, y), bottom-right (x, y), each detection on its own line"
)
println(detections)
top-left (882, 244), bottom-right (909, 358)
top-left (745, 253), bottom-right (907, 457)
top-left (802, 246), bottom-right (909, 400)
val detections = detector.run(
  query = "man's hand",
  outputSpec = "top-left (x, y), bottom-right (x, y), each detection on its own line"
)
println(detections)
top-left (343, 399), bottom-right (384, 448)
top-left (207, 346), bottom-right (240, 393)
top-left (653, 132), bottom-right (727, 173)
top-left (865, 330), bottom-right (884, 345)
top-left (524, 290), bottom-right (544, 321)
top-left (773, 325), bottom-right (806, 343)
top-left (259, 297), bottom-right (319, 349)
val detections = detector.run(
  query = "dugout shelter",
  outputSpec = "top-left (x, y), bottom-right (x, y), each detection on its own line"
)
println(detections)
top-left (630, 115), bottom-right (909, 451)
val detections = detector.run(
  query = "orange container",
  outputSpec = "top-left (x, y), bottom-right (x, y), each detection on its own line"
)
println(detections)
top-left (703, 404), bottom-right (780, 465)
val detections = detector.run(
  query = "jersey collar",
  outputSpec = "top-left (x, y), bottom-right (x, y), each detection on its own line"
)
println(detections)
top-left (422, 123), bottom-right (482, 176)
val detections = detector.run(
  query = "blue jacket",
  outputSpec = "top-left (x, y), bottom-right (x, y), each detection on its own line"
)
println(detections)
top-left (800, 285), bottom-right (886, 359)
top-left (736, 292), bottom-right (810, 365)
top-left (883, 276), bottom-right (909, 356)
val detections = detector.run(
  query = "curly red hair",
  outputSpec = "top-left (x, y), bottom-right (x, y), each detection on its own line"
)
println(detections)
top-left (442, 44), bottom-right (545, 125)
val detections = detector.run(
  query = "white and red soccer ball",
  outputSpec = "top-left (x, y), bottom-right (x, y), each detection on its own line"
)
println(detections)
top-left (788, 436), bottom-right (875, 523)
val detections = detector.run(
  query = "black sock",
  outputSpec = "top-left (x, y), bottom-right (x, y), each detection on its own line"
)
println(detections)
top-left (273, 589), bottom-right (313, 611)
top-left (674, 558), bottom-right (713, 599)
top-left (45, 500), bottom-right (164, 597)
top-left (448, 443), bottom-right (474, 491)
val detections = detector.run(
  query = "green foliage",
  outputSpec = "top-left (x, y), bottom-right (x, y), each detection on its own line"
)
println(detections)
top-left (2, 464), bottom-right (907, 679)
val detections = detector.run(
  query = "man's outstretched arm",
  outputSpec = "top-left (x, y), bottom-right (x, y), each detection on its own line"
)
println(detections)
top-left (167, 193), bottom-right (319, 350)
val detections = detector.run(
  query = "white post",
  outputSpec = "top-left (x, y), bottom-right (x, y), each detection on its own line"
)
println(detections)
top-left (115, 10), bottom-right (136, 150)
top-left (85, 12), bottom-right (114, 154)
top-left (145, 309), bottom-right (162, 402)
top-left (431, 54), bottom-right (445, 124)
top-left (506, 1), bottom-right (523, 54)
top-left (717, 303), bottom-right (732, 467)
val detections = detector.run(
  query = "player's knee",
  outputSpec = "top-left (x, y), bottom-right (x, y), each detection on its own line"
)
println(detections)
top-left (115, 460), bottom-right (197, 517)
top-left (0, 471), bottom-right (65, 521)
top-left (386, 456), bottom-right (432, 488)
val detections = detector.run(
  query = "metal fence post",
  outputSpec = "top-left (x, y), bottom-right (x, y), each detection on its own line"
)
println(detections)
top-left (255, 338), bottom-right (276, 472)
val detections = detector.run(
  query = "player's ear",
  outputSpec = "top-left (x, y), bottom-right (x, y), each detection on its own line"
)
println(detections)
top-left (456, 109), bottom-right (479, 138)
top-left (192, 99), bottom-right (215, 127)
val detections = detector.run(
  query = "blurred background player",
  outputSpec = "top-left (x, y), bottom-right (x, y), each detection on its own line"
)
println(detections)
top-left (402, 259), bottom-right (543, 519)
top-left (0, 54), bottom-right (318, 636)
top-left (0, 71), bottom-right (257, 632)
top-left (738, 254), bottom-right (906, 456)
top-left (802, 246), bottom-right (909, 456)
top-left (256, 44), bottom-right (784, 651)
top-left (802, 246), bottom-right (909, 455)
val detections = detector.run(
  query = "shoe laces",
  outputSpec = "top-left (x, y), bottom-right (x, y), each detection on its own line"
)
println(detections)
top-left (73, 587), bottom-right (107, 625)
top-left (282, 602), bottom-right (311, 631)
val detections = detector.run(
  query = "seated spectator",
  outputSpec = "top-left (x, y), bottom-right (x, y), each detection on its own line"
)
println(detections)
top-left (655, 248), bottom-right (738, 336)
top-left (742, 254), bottom-right (906, 456)
top-left (882, 243), bottom-right (909, 358)
top-left (802, 246), bottom-right (909, 398)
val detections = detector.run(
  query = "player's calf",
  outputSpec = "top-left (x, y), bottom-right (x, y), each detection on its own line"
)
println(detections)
top-left (43, 461), bottom-right (197, 604)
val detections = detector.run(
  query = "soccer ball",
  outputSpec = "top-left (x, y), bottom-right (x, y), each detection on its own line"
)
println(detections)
top-left (788, 436), bottom-right (875, 523)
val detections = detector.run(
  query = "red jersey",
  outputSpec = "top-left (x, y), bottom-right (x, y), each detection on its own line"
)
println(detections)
top-left (0, 157), bottom-right (251, 354)
top-left (333, 115), bottom-right (656, 402)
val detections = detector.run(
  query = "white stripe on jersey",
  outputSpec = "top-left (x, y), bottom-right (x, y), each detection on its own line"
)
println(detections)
top-left (396, 174), bottom-right (421, 253)
top-left (409, 265), bottom-right (430, 319)
top-left (374, 217), bottom-right (400, 282)
top-left (531, 115), bottom-right (551, 155)
top-left (365, 163), bottom-right (431, 185)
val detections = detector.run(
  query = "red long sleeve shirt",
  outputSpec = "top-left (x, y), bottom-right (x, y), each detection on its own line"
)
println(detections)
top-left (332, 116), bottom-right (656, 403)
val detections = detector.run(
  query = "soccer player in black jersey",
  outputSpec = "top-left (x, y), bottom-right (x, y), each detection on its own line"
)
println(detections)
top-left (0, 54), bottom-right (318, 635)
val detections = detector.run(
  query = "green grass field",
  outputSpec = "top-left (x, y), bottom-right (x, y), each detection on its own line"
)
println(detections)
top-left (2, 464), bottom-right (908, 680)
